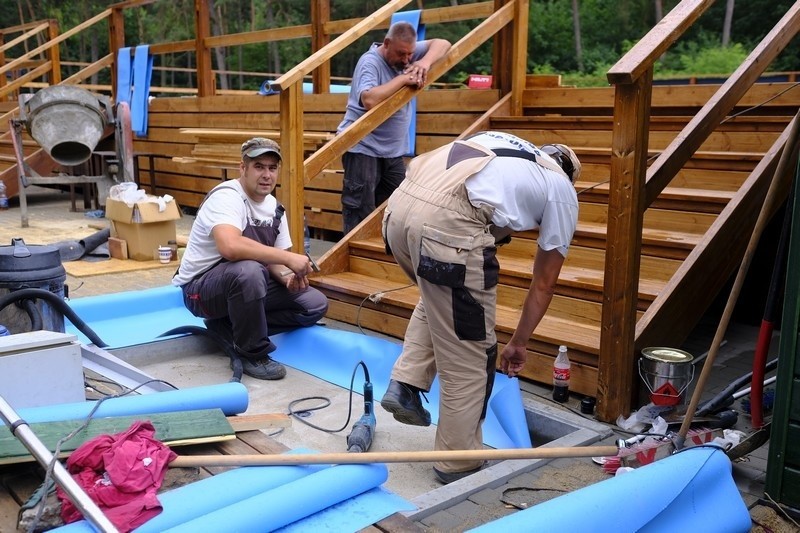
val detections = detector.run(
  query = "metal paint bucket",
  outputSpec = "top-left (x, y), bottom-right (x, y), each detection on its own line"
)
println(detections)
top-left (638, 347), bottom-right (695, 406)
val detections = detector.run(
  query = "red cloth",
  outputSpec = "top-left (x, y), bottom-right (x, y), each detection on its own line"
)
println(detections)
top-left (57, 420), bottom-right (177, 532)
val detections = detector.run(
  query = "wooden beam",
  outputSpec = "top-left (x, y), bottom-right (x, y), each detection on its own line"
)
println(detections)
top-left (311, 0), bottom-right (331, 94)
top-left (0, 9), bottom-right (111, 78)
top-left (194, 0), bottom-right (215, 97)
top-left (46, 19), bottom-right (61, 85)
top-left (108, 7), bottom-right (125, 103)
top-left (510, 0), bottom-right (529, 115)
top-left (597, 69), bottom-right (653, 422)
top-left (280, 82), bottom-right (305, 253)
top-left (0, 22), bottom-right (48, 54)
top-left (271, 0), bottom-right (412, 91)
top-left (607, 0), bottom-right (714, 85)
top-left (205, 25), bottom-right (312, 48)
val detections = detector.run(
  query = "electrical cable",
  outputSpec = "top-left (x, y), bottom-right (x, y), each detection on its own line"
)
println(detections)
top-left (286, 360), bottom-right (371, 435)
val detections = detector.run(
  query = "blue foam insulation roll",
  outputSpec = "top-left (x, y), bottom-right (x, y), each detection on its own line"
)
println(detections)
top-left (65, 286), bottom-right (531, 449)
top-left (66, 285), bottom-right (205, 348)
top-left (54, 461), bottom-right (324, 532)
top-left (3, 382), bottom-right (248, 426)
top-left (468, 447), bottom-right (751, 533)
top-left (163, 463), bottom-right (388, 532)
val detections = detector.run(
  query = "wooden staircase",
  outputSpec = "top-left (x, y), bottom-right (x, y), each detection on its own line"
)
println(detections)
top-left (310, 80), bottom-right (799, 405)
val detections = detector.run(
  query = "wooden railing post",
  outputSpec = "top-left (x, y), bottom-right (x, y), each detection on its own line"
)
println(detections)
top-left (492, 0), bottom-right (513, 95)
top-left (311, 0), bottom-right (331, 94)
top-left (0, 32), bottom-right (6, 95)
top-left (596, 69), bottom-right (653, 422)
top-left (510, 0), bottom-right (528, 115)
top-left (47, 19), bottom-right (61, 85)
top-left (194, 0), bottom-right (215, 97)
top-left (108, 7), bottom-right (125, 102)
top-left (279, 81), bottom-right (305, 253)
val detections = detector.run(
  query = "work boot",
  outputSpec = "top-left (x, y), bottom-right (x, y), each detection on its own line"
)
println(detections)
top-left (432, 462), bottom-right (486, 484)
top-left (239, 356), bottom-right (286, 380)
top-left (380, 379), bottom-right (431, 426)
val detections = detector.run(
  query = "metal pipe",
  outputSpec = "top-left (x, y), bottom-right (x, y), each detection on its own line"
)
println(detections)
top-left (0, 396), bottom-right (118, 533)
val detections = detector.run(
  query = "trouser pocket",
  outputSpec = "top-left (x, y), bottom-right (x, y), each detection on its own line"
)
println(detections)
top-left (417, 224), bottom-right (485, 341)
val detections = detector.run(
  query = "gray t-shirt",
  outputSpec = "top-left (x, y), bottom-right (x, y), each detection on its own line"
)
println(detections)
top-left (172, 180), bottom-right (291, 286)
top-left (337, 41), bottom-right (430, 158)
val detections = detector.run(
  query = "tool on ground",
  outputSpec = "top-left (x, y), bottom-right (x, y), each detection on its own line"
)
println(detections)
top-left (346, 376), bottom-right (376, 453)
top-left (169, 443), bottom-right (623, 468)
top-left (675, 110), bottom-right (800, 449)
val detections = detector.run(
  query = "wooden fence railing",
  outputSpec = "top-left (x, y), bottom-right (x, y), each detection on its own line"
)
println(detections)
top-left (596, 0), bottom-right (800, 420)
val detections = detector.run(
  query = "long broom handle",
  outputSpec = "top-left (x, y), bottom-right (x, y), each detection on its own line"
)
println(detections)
top-left (677, 110), bottom-right (800, 446)
top-left (170, 445), bottom-right (621, 468)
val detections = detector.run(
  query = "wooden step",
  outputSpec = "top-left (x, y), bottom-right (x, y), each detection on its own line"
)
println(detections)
top-left (311, 271), bottom-right (608, 355)
top-left (348, 236), bottom-right (680, 309)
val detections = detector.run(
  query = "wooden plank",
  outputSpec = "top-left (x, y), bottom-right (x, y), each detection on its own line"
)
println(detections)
top-left (227, 413), bottom-right (291, 432)
top-left (0, 409), bottom-right (235, 465)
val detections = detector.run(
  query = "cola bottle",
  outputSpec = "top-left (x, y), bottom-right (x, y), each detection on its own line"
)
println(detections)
top-left (553, 345), bottom-right (571, 403)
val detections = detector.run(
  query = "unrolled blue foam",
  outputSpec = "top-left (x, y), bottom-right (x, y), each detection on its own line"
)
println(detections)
top-left (56, 450), bottom-right (413, 532)
top-left (468, 447), bottom-right (751, 533)
top-left (66, 285), bottom-right (532, 449)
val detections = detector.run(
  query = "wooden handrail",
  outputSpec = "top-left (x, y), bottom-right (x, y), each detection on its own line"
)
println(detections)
top-left (607, 0), bottom-right (714, 84)
top-left (0, 61), bottom-right (52, 101)
top-left (0, 22), bottom-right (49, 54)
top-left (645, 2), bottom-right (800, 207)
top-left (270, 0), bottom-right (412, 91)
top-left (0, 9), bottom-right (111, 78)
top-left (323, 2), bottom-right (495, 35)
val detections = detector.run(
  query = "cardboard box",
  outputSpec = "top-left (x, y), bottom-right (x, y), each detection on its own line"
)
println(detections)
top-left (106, 197), bottom-right (181, 261)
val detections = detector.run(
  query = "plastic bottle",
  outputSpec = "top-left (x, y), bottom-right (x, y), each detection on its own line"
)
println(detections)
top-left (303, 216), bottom-right (311, 255)
top-left (0, 181), bottom-right (8, 210)
top-left (552, 345), bottom-right (571, 403)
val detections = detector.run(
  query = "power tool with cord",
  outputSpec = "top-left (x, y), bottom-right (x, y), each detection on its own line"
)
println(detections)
top-left (346, 364), bottom-right (376, 453)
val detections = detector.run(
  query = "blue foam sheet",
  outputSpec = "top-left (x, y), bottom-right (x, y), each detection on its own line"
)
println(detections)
top-left (164, 463), bottom-right (391, 532)
top-left (55, 451), bottom-right (413, 532)
top-left (65, 285), bottom-right (531, 449)
top-left (4, 382), bottom-right (248, 426)
top-left (468, 447), bottom-right (751, 533)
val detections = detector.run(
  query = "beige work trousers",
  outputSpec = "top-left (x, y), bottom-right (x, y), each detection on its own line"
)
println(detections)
top-left (382, 140), bottom-right (500, 474)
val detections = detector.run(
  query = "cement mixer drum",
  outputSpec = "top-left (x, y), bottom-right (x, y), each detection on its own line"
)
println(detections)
top-left (24, 85), bottom-right (111, 167)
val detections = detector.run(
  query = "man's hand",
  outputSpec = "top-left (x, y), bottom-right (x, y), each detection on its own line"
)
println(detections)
top-left (403, 62), bottom-right (428, 87)
top-left (500, 343), bottom-right (527, 378)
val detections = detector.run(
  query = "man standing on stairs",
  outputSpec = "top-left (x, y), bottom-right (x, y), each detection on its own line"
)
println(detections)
top-left (379, 131), bottom-right (581, 483)
top-left (173, 137), bottom-right (328, 381)
top-left (337, 21), bottom-right (451, 235)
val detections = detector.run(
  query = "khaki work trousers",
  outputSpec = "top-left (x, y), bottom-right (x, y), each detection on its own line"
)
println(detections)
top-left (383, 177), bottom-right (499, 474)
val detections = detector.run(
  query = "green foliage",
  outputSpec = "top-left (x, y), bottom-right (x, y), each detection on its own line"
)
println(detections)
top-left (2, 0), bottom-right (799, 90)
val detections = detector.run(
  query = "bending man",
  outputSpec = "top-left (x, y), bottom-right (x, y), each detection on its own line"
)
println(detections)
top-left (379, 131), bottom-right (581, 483)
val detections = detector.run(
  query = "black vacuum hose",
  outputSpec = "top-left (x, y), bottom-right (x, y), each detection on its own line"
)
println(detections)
top-left (20, 298), bottom-right (43, 331)
top-left (0, 288), bottom-right (108, 347)
top-left (158, 325), bottom-right (243, 383)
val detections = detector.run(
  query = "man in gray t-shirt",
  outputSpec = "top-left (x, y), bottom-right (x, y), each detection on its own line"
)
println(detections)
top-left (337, 21), bottom-right (450, 235)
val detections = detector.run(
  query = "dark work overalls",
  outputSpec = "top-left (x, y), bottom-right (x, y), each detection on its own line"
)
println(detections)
top-left (180, 186), bottom-right (328, 360)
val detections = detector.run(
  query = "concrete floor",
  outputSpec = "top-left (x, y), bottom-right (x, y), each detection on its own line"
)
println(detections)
top-left (0, 186), bottom-right (788, 530)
